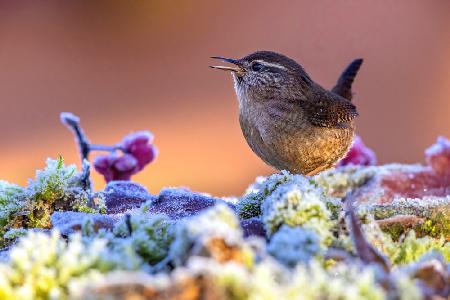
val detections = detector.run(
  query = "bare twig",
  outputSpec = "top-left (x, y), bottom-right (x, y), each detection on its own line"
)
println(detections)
top-left (80, 159), bottom-right (94, 207)
top-left (60, 112), bottom-right (91, 161)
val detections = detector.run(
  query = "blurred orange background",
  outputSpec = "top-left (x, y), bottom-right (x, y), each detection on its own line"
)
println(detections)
top-left (0, 1), bottom-right (449, 196)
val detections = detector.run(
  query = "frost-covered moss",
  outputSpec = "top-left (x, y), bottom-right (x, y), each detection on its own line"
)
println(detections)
top-left (261, 177), bottom-right (332, 242)
top-left (1, 157), bottom-right (95, 242)
top-left (168, 204), bottom-right (254, 268)
top-left (363, 196), bottom-right (450, 239)
top-left (314, 165), bottom-right (377, 198)
top-left (0, 231), bottom-right (115, 300)
top-left (210, 259), bottom-right (398, 300)
top-left (267, 225), bottom-right (323, 267)
top-left (25, 157), bottom-right (92, 228)
top-left (363, 218), bottom-right (449, 266)
top-left (0, 181), bottom-right (26, 247)
top-left (2, 228), bottom-right (28, 241)
top-left (112, 214), bottom-right (174, 265)
top-left (239, 171), bottom-right (338, 248)
top-left (237, 171), bottom-right (293, 219)
top-left (387, 231), bottom-right (449, 265)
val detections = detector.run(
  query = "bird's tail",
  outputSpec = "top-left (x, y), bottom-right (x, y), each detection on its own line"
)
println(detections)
top-left (331, 58), bottom-right (364, 101)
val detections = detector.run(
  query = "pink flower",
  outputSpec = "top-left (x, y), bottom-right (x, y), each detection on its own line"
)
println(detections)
top-left (338, 136), bottom-right (376, 167)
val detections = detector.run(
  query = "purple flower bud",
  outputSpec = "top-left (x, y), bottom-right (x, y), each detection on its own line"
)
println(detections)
top-left (338, 136), bottom-right (376, 167)
top-left (94, 153), bottom-right (139, 182)
top-left (93, 154), bottom-right (116, 182)
top-left (121, 131), bottom-right (157, 170)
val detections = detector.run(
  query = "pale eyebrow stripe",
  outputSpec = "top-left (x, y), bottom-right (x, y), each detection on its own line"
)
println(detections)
top-left (254, 60), bottom-right (288, 70)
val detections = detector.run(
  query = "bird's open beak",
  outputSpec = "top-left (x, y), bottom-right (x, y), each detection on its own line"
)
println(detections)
top-left (209, 56), bottom-right (242, 72)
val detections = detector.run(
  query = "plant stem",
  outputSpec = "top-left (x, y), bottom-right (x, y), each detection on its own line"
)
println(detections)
top-left (60, 112), bottom-right (91, 161)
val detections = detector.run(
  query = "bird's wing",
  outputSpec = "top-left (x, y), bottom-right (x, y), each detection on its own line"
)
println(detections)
top-left (331, 58), bottom-right (364, 101)
top-left (297, 91), bottom-right (358, 128)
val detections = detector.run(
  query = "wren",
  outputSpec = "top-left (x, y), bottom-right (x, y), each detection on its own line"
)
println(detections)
top-left (211, 51), bottom-right (363, 175)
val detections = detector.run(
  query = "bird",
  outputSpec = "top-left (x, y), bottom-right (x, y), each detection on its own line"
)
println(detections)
top-left (210, 51), bottom-right (363, 175)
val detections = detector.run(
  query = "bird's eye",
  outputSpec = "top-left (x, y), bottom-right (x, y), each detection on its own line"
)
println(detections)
top-left (251, 62), bottom-right (264, 72)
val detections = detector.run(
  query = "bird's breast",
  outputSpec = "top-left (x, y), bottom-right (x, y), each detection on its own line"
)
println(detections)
top-left (239, 104), bottom-right (355, 175)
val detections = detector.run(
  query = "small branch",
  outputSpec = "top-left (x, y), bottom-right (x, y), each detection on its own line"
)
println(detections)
top-left (90, 144), bottom-right (124, 152)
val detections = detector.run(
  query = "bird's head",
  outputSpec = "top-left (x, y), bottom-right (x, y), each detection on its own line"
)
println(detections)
top-left (210, 51), bottom-right (312, 102)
